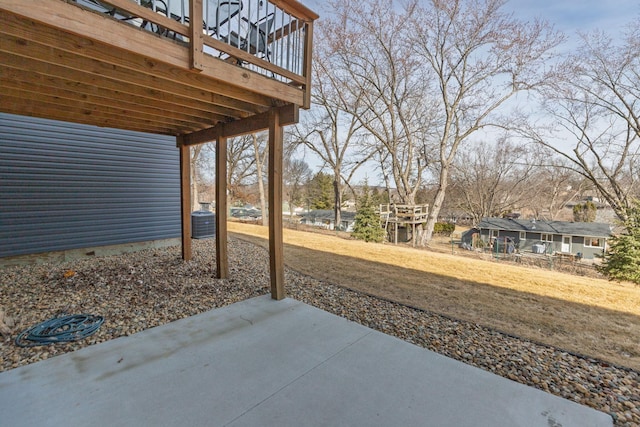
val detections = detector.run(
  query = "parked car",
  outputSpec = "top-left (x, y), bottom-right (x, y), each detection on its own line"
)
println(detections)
top-left (230, 208), bottom-right (262, 221)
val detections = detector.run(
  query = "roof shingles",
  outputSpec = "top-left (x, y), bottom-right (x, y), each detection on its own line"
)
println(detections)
top-left (477, 218), bottom-right (612, 237)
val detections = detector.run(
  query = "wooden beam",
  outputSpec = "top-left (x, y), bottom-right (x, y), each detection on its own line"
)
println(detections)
top-left (0, 69), bottom-right (228, 125)
top-left (0, 0), bottom-right (189, 74)
top-left (0, 12), bottom-right (267, 115)
top-left (0, 54), bottom-right (234, 128)
top-left (303, 21), bottom-right (314, 109)
top-left (203, 35), bottom-right (305, 85)
top-left (189, 0), bottom-right (204, 71)
top-left (0, 37), bottom-right (248, 120)
top-left (215, 136), bottom-right (229, 279)
top-left (179, 140), bottom-right (192, 261)
top-left (269, 0), bottom-right (319, 21)
top-left (1, 86), bottom-right (201, 130)
top-left (268, 109), bottom-right (285, 300)
top-left (179, 104), bottom-right (299, 146)
top-left (98, 0), bottom-right (189, 37)
top-left (0, 0), bottom-right (304, 106)
top-left (0, 94), bottom-right (176, 135)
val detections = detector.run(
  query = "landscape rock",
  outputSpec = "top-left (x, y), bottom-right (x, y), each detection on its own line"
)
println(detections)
top-left (0, 307), bottom-right (14, 336)
top-left (0, 237), bottom-right (638, 426)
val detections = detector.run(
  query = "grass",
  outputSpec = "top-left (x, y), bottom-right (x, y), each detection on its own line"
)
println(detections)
top-left (228, 222), bottom-right (640, 371)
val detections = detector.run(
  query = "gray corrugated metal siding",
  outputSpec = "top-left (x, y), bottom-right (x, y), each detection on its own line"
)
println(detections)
top-left (0, 113), bottom-right (181, 258)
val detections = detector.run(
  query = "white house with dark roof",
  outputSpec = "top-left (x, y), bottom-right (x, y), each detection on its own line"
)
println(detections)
top-left (464, 218), bottom-right (613, 259)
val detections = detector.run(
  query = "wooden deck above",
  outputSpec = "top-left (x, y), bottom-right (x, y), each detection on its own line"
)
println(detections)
top-left (0, 0), bottom-right (317, 300)
top-left (0, 0), bottom-right (317, 138)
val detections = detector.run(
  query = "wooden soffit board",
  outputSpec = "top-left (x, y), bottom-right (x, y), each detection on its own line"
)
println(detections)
top-left (0, 0), bottom-right (304, 136)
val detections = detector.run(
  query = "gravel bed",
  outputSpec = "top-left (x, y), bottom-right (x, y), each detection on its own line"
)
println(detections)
top-left (1, 237), bottom-right (638, 426)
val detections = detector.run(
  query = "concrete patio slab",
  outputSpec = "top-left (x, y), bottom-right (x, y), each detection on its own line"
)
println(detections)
top-left (0, 295), bottom-right (612, 427)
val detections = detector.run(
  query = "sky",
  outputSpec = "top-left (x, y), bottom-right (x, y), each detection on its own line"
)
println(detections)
top-left (295, 0), bottom-right (639, 186)
top-left (300, 0), bottom-right (639, 40)
top-left (503, 0), bottom-right (639, 35)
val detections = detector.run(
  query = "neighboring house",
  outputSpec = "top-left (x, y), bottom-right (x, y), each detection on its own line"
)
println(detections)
top-left (299, 210), bottom-right (356, 232)
top-left (463, 217), bottom-right (612, 259)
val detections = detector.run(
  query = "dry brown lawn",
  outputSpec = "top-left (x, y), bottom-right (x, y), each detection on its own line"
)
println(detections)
top-left (228, 222), bottom-right (640, 371)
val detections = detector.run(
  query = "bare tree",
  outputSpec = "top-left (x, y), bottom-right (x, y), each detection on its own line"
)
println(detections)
top-left (292, 113), bottom-right (367, 224)
top-left (322, 0), bottom-right (434, 206)
top-left (525, 157), bottom-right (590, 220)
top-left (292, 24), bottom-right (374, 230)
top-left (449, 139), bottom-right (537, 224)
top-left (283, 157), bottom-right (311, 218)
top-left (526, 22), bottom-right (640, 221)
top-left (226, 134), bottom-right (256, 205)
top-left (321, 0), bottom-right (563, 245)
top-left (251, 132), bottom-right (268, 225)
top-left (190, 145), bottom-right (204, 212)
top-left (189, 135), bottom-right (269, 216)
top-left (449, 146), bottom-right (589, 222)
top-left (409, 0), bottom-right (564, 244)
top-left (190, 144), bottom-right (218, 211)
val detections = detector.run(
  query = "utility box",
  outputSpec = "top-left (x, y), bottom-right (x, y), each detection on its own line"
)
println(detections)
top-left (191, 203), bottom-right (215, 239)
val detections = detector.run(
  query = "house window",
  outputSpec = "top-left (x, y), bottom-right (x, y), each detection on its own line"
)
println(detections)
top-left (541, 233), bottom-right (553, 242)
top-left (584, 237), bottom-right (603, 248)
top-left (490, 229), bottom-right (498, 239)
top-left (519, 231), bottom-right (526, 241)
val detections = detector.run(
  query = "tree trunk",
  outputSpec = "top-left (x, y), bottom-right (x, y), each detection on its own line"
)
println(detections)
top-left (252, 134), bottom-right (267, 226)
top-left (258, 172), bottom-right (267, 226)
top-left (191, 169), bottom-right (199, 212)
top-left (333, 174), bottom-right (342, 231)
top-left (421, 164), bottom-right (449, 245)
top-left (190, 145), bottom-right (203, 212)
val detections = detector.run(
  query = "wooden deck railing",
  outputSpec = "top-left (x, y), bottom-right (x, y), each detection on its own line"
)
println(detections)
top-left (380, 204), bottom-right (430, 224)
top-left (75, 0), bottom-right (316, 107)
top-left (379, 204), bottom-right (430, 246)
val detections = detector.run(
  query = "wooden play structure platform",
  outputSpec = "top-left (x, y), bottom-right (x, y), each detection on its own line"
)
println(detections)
top-left (380, 204), bottom-right (429, 246)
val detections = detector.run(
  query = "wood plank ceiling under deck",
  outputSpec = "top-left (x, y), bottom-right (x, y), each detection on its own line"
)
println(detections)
top-left (0, 0), bottom-right (306, 137)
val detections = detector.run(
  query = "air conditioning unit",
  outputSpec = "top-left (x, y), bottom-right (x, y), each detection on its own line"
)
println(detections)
top-left (191, 203), bottom-right (215, 239)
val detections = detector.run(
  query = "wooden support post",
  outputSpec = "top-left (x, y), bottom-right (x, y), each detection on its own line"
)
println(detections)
top-left (268, 109), bottom-right (285, 300)
top-left (189, 0), bottom-right (204, 71)
top-left (412, 223), bottom-right (416, 247)
top-left (302, 21), bottom-right (314, 109)
top-left (395, 222), bottom-right (398, 245)
top-left (216, 135), bottom-right (229, 279)
top-left (178, 139), bottom-right (192, 260)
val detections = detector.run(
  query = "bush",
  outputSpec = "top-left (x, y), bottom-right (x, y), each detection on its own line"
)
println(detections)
top-left (432, 222), bottom-right (455, 236)
top-left (351, 182), bottom-right (385, 243)
top-left (573, 200), bottom-right (597, 222)
top-left (597, 200), bottom-right (640, 284)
